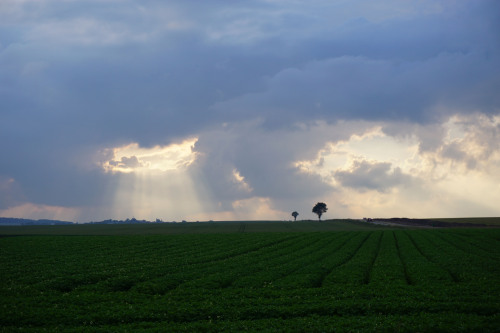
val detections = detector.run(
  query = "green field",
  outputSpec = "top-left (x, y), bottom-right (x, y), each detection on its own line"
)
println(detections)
top-left (431, 217), bottom-right (500, 226)
top-left (0, 220), bottom-right (385, 235)
top-left (1, 222), bottom-right (499, 332)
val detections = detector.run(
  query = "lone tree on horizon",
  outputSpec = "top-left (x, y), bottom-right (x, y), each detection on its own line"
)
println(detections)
top-left (312, 202), bottom-right (327, 221)
top-left (291, 211), bottom-right (299, 221)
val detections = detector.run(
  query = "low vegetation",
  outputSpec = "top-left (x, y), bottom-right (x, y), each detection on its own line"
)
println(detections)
top-left (0, 219), bottom-right (384, 236)
top-left (0, 222), bottom-right (499, 331)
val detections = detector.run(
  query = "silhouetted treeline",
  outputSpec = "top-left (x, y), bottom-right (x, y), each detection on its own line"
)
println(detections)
top-left (0, 217), bottom-right (73, 226)
top-left (0, 217), bottom-right (172, 225)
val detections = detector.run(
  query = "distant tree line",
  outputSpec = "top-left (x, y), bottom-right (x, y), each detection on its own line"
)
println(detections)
top-left (0, 217), bottom-right (73, 226)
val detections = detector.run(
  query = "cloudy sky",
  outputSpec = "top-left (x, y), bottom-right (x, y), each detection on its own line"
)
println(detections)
top-left (1, 0), bottom-right (499, 222)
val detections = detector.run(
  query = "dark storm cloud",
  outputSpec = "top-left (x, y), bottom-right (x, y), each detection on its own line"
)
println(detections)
top-left (191, 121), bottom-right (334, 212)
top-left (1, 0), bottom-right (499, 219)
top-left (209, 12), bottom-right (500, 129)
top-left (214, 44), bottom-right (500, 127)
top-left (333, 160), bottom-right (414, 192)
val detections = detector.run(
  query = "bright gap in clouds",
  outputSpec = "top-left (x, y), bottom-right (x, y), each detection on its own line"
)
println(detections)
top-left (102, 138), bottom-right (199, 173)
top-left (95, 114), bottom-right (500, 221)
top-left (232, 168), bottom-right (253, 193)
top-left (99, 138), bottom-right (208, 221)
top-left (294, 126), bottom-right (419, 186)
top-left (293, 114), bottom-right (500, 218)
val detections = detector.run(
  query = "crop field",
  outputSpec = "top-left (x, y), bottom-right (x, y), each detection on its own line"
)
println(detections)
top-left (431, 217), bottom-right (500, 226)
top-left (1, 226), bottom-right (499, 332)
top-left (0, 219), bottom-right (385, 236)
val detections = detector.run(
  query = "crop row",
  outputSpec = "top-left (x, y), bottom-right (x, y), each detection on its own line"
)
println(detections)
top-left (1, 229), bottom-right (499, 331)
top-left (2, 230), bottom-right (498, 294)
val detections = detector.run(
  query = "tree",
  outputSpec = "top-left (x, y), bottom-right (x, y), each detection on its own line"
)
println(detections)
top-left (312, 202), bottom-right (327, 221)
top-left (291, 211), bottom-right (299, 221)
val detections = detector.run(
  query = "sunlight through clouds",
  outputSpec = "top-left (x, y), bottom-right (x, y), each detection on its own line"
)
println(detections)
top-left (293, 114), bottom-right (500, 218)
top-left (232, 168), bottom-right (253, 193)
top-left (294, 125), bottom-right (419, 187)
top-left (97, 138), bottom-right (208, 221)
top-left (231, 197), bottom-right (287, 221)
top-left (108, 168), bottom-right (209, 222)
top-left (101, 138), bottom-right (198, 174)
top-left (439, 114), bottom-right (500, 171)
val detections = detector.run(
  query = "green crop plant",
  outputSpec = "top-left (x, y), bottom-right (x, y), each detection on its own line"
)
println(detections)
top-left (0, 227), bottom-right (499, 332)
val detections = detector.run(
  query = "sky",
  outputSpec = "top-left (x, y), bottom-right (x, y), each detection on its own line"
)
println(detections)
top-left (1, 0), bottom-right (499, 222)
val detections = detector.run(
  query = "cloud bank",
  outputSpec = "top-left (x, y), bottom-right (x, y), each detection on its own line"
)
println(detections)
top-left (1, 0), bottom-right (499, 221)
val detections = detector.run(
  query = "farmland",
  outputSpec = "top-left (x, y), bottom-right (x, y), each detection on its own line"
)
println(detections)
top-left (1, 222), bottom-right (499, 332)
top-left (0, 219), bottom-right (385, 235)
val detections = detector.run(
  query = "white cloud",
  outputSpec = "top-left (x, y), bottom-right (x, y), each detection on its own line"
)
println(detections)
top-left (100, 138), bottom-right (199, 174)
top-left (438, 114), bottom-right (500, 171)
top-left (232, 168), bottom-right (252, 193)
top-left (292, 113), bottom-right (500, 218)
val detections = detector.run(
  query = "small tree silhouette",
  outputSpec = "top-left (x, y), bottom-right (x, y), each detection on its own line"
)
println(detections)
top-left (291, 211), bottom-right (299, 221)
top-left (312, 202), bottom-right (327, 221)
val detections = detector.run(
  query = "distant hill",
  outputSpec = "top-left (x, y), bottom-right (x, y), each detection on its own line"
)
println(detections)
top-left (0, 217), bottom-right (74, 226)
top-left (0, 217), bottom-right (164, 226)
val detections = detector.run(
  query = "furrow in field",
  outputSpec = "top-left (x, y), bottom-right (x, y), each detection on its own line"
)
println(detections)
top-left (228, 234), bottom-right (344, 288)
top-left (107, 234), bottom-right (275, 268)
top-left (392, 231), bottom-right (412, 285)
top-left (2, 230), bottom-right (500, 332)
top-left (233, 232), bottom-right (359, 289)
top-left (140, 234), bottom-right (298, 276)
top-left (164, 234), bottom-right (283, 264)
top-left (144, 233), bottom-right (321, 292)
top-left (434, 230), bottom-right (499, 262)
top-left (363, 231), bottom-right (383, 284)
top-left (320, 231), bottom-right (380, 286)
top-left (316, 232), bottom-right (373, 287)
top-left (233, 233), bottom-right (343, 283)
top-left (82, 234), bottom-right (245, 271)
top-left (181, 234), bottom-right (303, 266)
top-left (367, 231), bottom-right (408, 286)
top-left (132, 234), bottom-right (314, 293)
top-left (271, 232), bottom-right (363, 288)
top-left (181, 233), bottom-right (342, 289)
top-left (422, 231), bottom-right (500, 280)
top-left (394, 231), bottom-right (453, 285)
top-left (445, 230), bottom-right (500, 257)
top-left (404, 231), bottom-right (460, 283)
top-left (33, 234), bottom-right (293, 293)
